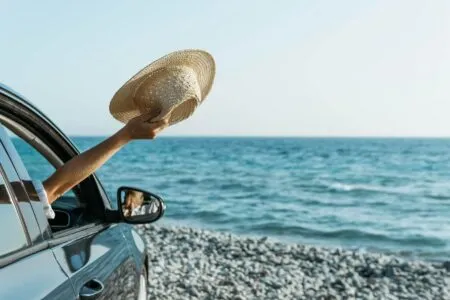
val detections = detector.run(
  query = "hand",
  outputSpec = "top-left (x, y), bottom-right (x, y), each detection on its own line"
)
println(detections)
top-left (121, 111), bottom-right (170, 141)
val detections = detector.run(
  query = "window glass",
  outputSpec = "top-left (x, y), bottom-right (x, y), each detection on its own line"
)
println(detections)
top-left (0, 167), bottom-right (28, 256)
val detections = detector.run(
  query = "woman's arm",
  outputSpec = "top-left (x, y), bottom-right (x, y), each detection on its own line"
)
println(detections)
top-left (43, 112), bottom-right (169, 204)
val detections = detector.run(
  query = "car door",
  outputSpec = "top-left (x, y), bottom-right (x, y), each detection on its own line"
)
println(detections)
top-left (0, 127), bottom-right (139, 300)
top-left (49, 224), bottom-right (139, 300)
top-left (0, 139), bottom-right (76, 300)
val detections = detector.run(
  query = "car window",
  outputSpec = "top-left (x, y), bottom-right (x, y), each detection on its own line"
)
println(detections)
top-left (0, 166), bottom-right (28, 257)
top-left (6, 131), bottom-right (92, 232)
top-left (10, 134), bottom-right (78, 200)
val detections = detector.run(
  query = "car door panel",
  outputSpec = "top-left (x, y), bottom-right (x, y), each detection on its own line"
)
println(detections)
top-left (50, 224), bottom-right (138, 300)
top-left (0, 246), bottom-right (76, 300)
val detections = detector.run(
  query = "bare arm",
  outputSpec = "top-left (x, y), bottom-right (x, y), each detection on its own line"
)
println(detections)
top-left (43, 112), bottom-right (169, 204)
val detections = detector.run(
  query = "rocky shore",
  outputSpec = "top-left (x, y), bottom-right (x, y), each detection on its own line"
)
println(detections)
top-left (137, 225), bottom-right (450, 300)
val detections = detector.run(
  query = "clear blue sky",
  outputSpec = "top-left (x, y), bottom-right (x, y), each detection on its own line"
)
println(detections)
top-left (1, 1), bottom-right (449, 137)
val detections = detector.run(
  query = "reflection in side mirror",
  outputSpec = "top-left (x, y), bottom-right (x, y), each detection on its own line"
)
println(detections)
top-left (117, 187), bottom-right (166, 224)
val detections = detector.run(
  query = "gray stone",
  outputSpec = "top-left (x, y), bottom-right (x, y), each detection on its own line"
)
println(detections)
top-left (443, 261), bottom-right (450, 272)
top-left (383, 265), bottom-right (396, 278)
top-left (133, 224), bottom-right (450, 300)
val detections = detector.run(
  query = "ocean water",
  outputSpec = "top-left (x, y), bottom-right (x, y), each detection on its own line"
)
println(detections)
top-left (15, 137), bottom-right (450, 261)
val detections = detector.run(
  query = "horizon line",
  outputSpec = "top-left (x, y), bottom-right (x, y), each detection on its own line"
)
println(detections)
top-left (62, 135), bottom-right (450, 139)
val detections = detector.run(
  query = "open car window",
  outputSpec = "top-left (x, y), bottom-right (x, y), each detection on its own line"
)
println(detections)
top-left (0, 89), bottom-right (111, 235)
top-left (4, 129), bottom-right (92, 233)
top-left (10, 133), bottom-right (79, 203)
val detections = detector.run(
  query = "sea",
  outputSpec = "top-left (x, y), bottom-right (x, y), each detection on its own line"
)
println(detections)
top-left (15, 137), bottom-right (450, 262)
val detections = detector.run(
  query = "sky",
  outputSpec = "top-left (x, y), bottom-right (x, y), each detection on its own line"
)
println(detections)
top-left (1, 1), bottom-right (450, 137)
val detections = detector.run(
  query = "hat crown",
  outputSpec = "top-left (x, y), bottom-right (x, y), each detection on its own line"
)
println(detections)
top-left (133, 66), bottom-right (201, 115)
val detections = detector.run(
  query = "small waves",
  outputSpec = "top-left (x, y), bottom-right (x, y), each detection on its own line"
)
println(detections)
top-left (293, 181), bottom-right (403, 196)
top-left (324, 182), bottom-right (450, 201)
top-left (248, 223), bottom-right (447, 248)
top-left (424, 194), bottom-right (450, 201)
top-left (168, 209), bottom-right (226, 222)
top-left (177, 178), bottom-right (199, 185)
top-left (326, 182), bottom-right (409, 195)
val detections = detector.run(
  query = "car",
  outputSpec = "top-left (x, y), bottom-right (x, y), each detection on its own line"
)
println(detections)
top-left (0, 83), bottom-right (166, 300)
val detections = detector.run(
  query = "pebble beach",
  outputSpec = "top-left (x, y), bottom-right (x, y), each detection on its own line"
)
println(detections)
top-left (138, 225), bottom-right (450, 300)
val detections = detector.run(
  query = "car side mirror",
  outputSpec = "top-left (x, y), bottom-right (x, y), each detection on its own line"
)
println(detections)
top-left (117, 186), bottom-right (165, 224)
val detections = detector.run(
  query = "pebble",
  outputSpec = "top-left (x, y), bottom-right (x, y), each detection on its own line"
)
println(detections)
top-left (139, 224), bottom-right (450, 300)
top-left (443, 261), bottom-right (450, 272)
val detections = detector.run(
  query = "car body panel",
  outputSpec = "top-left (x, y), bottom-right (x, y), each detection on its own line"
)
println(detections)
top-left (121, 225), bottom-right (147, 269)
top-left (0, 246), bottom-right (76, 300)
top-left (50, 224), bottom-right (138, 300)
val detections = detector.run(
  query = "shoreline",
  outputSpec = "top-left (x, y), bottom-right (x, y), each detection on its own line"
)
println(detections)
top-left (158, 219), bottom-right (448, 263)
top-left (137, 224), bottom-right (450, 300)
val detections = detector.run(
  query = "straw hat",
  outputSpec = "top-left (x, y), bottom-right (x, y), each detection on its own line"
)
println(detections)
top-left (109, 49), bottom-right (216, 125)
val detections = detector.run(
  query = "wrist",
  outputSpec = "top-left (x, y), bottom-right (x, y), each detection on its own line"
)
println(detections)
top-left (115, 126), bottom-right (132, 146)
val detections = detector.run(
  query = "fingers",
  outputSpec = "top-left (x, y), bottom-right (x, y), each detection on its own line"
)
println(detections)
top-left (127, 110), bottom-right (170, 140)
top-left (153, 121), bottom-right (169, 134)
top-left (158, 106), bottom-right (175, 120)
top-left (140, 109), bottom-right (162, 122)
top-left (148, 115), bottom-right (170, 126)
top-left (141, 117), bottom-right (169, 139)
top-left (151, 119), bottom-right (169, 133)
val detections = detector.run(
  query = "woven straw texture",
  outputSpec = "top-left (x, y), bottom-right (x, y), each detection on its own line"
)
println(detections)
top-left (109, 49), bottom-right (215, 125)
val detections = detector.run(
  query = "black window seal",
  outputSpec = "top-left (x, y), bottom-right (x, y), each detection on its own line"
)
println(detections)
top-left (48, 223), bottom-right (108, 248)
top-left (0, 91), bottom-right (113, 215)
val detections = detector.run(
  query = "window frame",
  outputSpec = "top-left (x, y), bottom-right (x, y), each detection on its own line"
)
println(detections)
top-left (0, 84), bottom-right (117, 268)
top-left (0, 120), bottom-right (109, 237)
top-left (0, 142), bottom-right (48, 268)
top-left (0, 85), bottom-right (113, 244)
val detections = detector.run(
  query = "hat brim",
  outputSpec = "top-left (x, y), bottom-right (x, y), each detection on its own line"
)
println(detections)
top-left (109, 49), bottom-right (215, 125)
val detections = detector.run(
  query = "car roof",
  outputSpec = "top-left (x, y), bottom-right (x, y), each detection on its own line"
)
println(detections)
top-left (0, 82), bottom-right (80, 152)
top-left (0, 83), bottom-right (59, 130)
